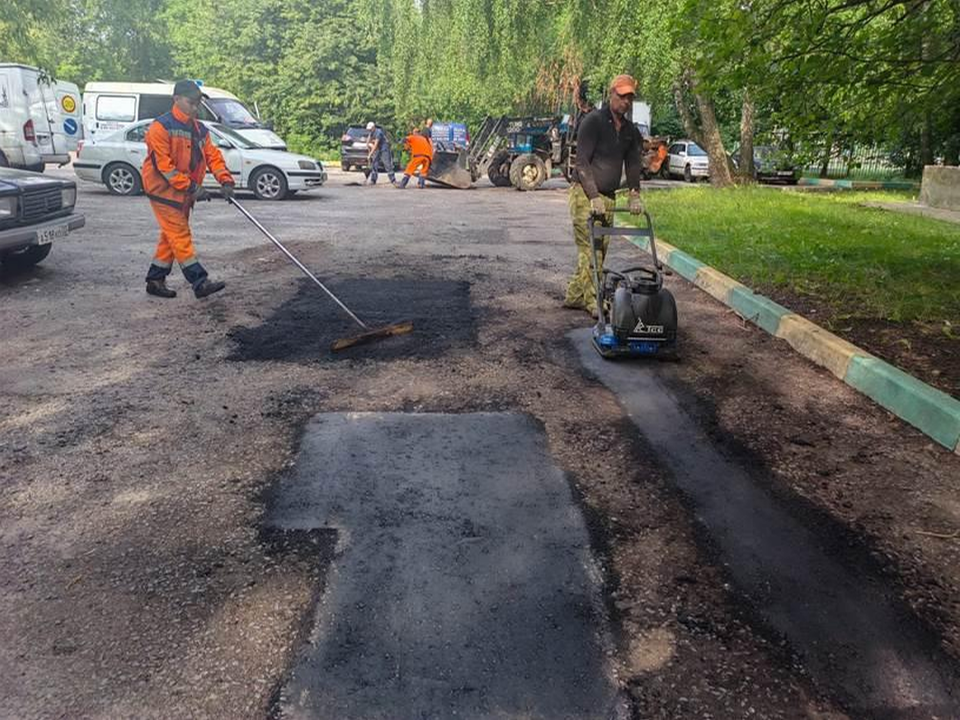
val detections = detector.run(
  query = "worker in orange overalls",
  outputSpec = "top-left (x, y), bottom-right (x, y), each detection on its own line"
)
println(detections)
top-left (142, 80), bottom-right (236, 299)
top-left (396, 128), bottom-right (433, 189)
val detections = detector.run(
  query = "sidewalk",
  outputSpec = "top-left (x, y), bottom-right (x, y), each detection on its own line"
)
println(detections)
top-left (863, 201), bottom-right (960, 226)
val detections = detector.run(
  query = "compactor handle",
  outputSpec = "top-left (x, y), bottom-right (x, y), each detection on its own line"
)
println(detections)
top-left (587, 209), bottom-right (660, 270)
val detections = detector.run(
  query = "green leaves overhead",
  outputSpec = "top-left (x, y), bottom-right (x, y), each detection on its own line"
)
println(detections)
top-left (5, 0), bottom-right (957, 164)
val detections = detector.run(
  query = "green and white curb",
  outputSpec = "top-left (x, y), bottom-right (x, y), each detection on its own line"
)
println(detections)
top-left (624, 233), bottom-right (960, 454)
top-left (798, 178), bottom-right (920, 191)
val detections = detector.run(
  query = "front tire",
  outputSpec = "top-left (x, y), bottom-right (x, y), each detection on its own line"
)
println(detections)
top-left (2, 244), bottom-right (52, 271)
top-left (341, 161), bottom-right (349, 172)
top-left (250, 167), bottom-right (288, 201)
top-left (684, 164), bottom-right (693, 183)
top-left (509, 153), bottom-right (547, 191)
top-left (487, 150), bottom-right (512, 187)
top-left (103, 162), bottom-right (142, 195)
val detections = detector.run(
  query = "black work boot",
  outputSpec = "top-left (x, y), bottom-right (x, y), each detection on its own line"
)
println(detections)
top-left (194, 279), bottom-right (226, 299)
top-left (146, 279), bottom-right (177, 298)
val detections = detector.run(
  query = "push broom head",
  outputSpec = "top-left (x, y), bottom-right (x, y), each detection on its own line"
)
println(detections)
top-left (330, 320), bottom-right (414, 352)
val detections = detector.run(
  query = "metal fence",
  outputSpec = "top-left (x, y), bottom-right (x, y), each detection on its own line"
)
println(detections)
top-left (802, 145), bottom-right (906, 180)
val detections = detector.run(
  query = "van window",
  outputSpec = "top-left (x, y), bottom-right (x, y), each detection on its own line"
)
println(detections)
top-left (97, 95), bottom-right (136, 122)
top-left (138, 94), bottom-right (173, 120)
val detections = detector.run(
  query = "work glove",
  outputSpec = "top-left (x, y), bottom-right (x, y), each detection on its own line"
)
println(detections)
top-left (628, 190), bottom-right (645, 216)
top-left (192, 185), bottom-right (211, 203)
top-left (589, 196), bottom-right (608, 218)
top-left (221, 183), bottom-right (235, 202)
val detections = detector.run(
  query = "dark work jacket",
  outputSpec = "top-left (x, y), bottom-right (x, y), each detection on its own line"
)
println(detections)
top-left (573, 106), bottom-right (642, 199)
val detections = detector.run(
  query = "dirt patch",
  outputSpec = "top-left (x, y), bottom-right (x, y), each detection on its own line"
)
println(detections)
top-left (756, 283), bottom-right (959, 398)
top-left (227, 277), bottom-right (476, 363)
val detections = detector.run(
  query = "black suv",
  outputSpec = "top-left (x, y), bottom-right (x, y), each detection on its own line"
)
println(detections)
top-left (340, 125), bottom-right (400, 172)
top-left (0, 168), bottom-right (85, 271)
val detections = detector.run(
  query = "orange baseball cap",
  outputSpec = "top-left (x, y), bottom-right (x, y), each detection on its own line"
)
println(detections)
top-left (610, 74), bottom-right (638, 96)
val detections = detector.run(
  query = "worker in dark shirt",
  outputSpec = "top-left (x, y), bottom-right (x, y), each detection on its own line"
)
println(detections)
top-left (564, 74), bottom-right (645, 316)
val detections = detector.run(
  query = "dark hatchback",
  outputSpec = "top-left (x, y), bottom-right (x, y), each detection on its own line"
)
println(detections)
top-left (0, 167), bottom-right (85, 271)
top-left (340, 126), bottom-right (400, 172)
top-left (754, 145), bottom-right (799, 184)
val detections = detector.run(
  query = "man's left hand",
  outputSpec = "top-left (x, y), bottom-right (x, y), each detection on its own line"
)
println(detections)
top-left (221, 183), bottom-right (235, 202)
top-left (628, 191), bottom-right (645, 216)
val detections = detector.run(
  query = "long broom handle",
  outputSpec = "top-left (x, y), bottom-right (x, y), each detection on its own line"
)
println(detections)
top-left (229, 197), bottom-right (368, 330)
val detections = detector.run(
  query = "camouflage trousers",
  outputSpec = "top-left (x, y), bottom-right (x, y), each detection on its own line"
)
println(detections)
top-left (564, 184), bottom-right (615, 312)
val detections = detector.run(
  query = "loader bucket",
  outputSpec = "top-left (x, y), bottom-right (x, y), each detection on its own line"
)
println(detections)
top-left (428, 148), bottom-right (473, 189)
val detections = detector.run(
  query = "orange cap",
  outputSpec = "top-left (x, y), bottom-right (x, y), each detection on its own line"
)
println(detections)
top-left (610, 74), bottom-right (638, 96)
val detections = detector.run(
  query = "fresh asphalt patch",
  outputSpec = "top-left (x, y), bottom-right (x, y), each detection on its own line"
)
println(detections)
top-left (263, 412), bottom-right (626, 720)
top-left (227, 277), bottom-right (476, 363)
top-left (571, 328), bottom-right (960, 717)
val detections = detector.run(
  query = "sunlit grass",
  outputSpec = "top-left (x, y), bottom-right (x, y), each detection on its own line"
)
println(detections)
top-left (631, 187), bottom-right (959, 325)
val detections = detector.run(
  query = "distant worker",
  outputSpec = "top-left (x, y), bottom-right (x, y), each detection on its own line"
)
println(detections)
top-left (397, 127), bottom-right (433, 189)
top-left (423, 118), bottom-right (434, 140)
top-left (564, 74), bottom-right (645, 317)
top-left (365, 121), bottom-right (396, 185)
top-left (142, 80), bottom-right (234, 299)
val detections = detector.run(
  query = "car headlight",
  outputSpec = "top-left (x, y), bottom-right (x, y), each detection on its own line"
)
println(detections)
top-left (0, 196), bottom-right (17, 218)
top-left (61, 187), bottom-right (77, 207)
top-left (298, 160), bottom-right (316, 170)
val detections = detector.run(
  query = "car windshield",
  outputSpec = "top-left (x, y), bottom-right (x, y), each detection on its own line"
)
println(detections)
top-left (210, 124), bottom-right (260, 149)
top-left (688, 143), bottom-right (707, 157)
top-left (205, 97), bottom-right (260, 127)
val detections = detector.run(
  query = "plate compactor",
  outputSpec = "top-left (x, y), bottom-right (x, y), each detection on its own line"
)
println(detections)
top-left (590, 209), bottom-right (678, 359)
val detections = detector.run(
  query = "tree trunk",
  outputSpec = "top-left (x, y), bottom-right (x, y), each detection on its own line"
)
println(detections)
top-left (673, 82), bottom-right (705, 148)
top-left (694, 87), bottom-right (734, 187)
top-left (739, 91), bottom-right (755, 181)
top-left (920, 112), bottom-right (934, 168)
top-left (819, 133), bottom-right (834, 178)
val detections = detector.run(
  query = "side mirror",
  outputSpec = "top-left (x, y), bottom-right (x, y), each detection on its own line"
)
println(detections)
top-left (217, 139), bottom-right (234, 149)
top-left (264, 121), bottom-right (274, 131)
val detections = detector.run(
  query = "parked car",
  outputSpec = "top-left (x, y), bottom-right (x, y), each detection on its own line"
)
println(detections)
top-left (0, 64), bottom-right (82, 171)
top-left (666, 140), bottom-right (710, 182)
top-left (73, 120), bottom-right (326, 200)
top-left (751, 145), bottom-right (799, 184)
top-left (0, 166), bottom-right (84, 271)
top-left (340, 125), bottom-right (401, 172)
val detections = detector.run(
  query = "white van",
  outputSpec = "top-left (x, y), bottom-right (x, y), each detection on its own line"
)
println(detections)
top-left (82, 82), bottom-right (286, 150)
top-left (0, 64), bottom-right (82, 170)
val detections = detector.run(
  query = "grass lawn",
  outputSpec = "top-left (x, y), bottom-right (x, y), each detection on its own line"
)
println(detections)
top-left (634, 187), bottom-right (959, 330)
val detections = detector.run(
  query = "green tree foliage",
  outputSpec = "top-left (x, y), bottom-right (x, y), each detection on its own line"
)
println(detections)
top-left (4, 0), bottom-right (955, 171)
top-left (1, 0), bottom-right (64, 65)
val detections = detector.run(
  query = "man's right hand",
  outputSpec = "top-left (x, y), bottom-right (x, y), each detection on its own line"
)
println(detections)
top-left (590, 196), bottom-right (607, 217)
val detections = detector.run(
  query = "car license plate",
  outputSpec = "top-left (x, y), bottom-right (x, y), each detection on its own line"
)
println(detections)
top-left (37, 222), bottom-right (69, 245)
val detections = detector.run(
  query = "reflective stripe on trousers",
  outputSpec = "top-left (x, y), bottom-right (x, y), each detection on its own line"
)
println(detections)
top-left (145, 200), bottom-right (208, 288)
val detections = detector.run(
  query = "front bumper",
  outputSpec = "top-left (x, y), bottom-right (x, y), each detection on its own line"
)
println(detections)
top-left (287, 170), bottom-right (328, 190)
top-left (689, 165), bottom-right (710, 177)
top-left (758, 170), bottom-right (798, 183)
top-left (0, 213), bottom-right (86, 252)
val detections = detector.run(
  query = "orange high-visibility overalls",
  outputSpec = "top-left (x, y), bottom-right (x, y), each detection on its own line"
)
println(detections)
top-left (142, 104), bottom-right (234, 288)
top-left (403, 133), bottom-right (433, 186)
